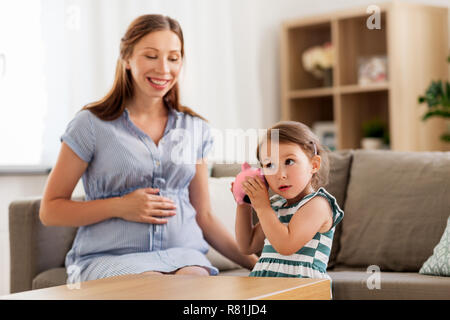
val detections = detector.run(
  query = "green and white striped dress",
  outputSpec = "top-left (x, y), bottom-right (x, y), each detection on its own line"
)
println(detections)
top-left (249, 187), bottom-right (344, 279)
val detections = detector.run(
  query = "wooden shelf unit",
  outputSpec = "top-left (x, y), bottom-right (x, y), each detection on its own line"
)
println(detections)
top-left (280, 1), bottom-right (449, 151)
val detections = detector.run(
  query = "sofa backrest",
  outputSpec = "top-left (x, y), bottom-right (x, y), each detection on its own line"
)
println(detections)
top-left (335, 150), bottom-right (450, 272)
top-left (9, 198), bottom-right (78, 293)
top-left (323, 150), bottom-right (353, 267)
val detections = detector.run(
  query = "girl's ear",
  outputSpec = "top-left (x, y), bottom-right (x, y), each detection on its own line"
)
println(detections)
top-left (311, 155), bottom-right (321, 174)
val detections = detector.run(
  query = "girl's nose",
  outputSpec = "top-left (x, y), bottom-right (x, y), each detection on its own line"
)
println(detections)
top-left (278, 166), bottom-right (287, 179)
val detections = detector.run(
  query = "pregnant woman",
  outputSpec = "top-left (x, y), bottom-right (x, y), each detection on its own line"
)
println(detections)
top-left (39, 14), bottom-right (257, 284)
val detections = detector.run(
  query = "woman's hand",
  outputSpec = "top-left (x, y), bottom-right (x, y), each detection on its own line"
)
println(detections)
top-left (241, 177), bottom-right (271, 213)
top-left (117, 188), bottom-right (177, 224)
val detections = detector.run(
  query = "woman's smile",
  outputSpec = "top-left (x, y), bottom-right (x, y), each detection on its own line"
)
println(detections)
top-left (146, 77), bottom-right (171, 90)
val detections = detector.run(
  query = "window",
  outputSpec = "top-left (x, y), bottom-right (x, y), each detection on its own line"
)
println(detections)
top-left (0, 0), bottom-right (48, 166)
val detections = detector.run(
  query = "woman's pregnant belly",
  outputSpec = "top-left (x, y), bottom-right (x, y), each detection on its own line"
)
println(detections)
top-left (74, 201), bottom-right (209, 257)
top-left (76, 218), bottom-right (151, 257)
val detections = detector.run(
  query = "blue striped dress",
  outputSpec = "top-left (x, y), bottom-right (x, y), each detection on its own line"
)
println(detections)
top-left (61, 107), bottom-right (219, 284)
top-left (249, 187), bottom-right (344, 280)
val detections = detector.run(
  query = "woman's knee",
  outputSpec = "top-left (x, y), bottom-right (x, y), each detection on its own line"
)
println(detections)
top-left (175, 266), bottom-right (210, 276)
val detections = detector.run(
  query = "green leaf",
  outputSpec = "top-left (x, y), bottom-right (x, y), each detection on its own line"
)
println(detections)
top-left (362, 118), bottom-right (386, 138)
top-left (422, 109), bottom-right (450, 121)
top-left (417, 56), bottom-right (450, 142)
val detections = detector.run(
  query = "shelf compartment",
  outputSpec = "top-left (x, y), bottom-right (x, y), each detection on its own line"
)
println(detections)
top-left (289, 96), bottom-right (334, 128)
top-left (286, 22), bottom-right (332, 90)
top-left (338, 12), bottom-right (387, 86)
top-left (281, 3), bottom-right (449, 151)
top-left (338, 90), bottom-right (389, 150)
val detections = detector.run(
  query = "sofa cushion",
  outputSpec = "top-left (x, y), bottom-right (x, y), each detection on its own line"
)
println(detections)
top-left (9, 198), bottom-right (78, 293)
top-left (325, 150), bottom-right (353, 209)
top-left (32, 267), bottom-right (68, 290)
top-left (325, 150), bottom-right (353, 268)
top-left (419, 215), bottom-right (450, 276)
top-left (329, 269), bottom-right (450, 300)
top-left (211, 163), bottom-right (242, 178)
top-left (336, 150), bottom-right (450, 272)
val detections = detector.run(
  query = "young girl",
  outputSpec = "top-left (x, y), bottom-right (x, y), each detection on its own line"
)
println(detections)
top-left (233, 121), bottom-right (344, 280)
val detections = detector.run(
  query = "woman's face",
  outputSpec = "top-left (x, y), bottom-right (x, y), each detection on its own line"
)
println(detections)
top-left (125, 30), bottom-right (183, 101)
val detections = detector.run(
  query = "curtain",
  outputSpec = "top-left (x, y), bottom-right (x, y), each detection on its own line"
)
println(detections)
top-left (1, 0), bottom-right (242, 166)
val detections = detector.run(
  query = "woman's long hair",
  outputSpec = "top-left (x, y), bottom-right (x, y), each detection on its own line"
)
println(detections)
top-left (82, 14), bottom-right (205, 121)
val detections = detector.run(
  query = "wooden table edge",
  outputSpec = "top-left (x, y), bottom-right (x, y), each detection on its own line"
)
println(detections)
top-left (1, 275), bottom-right (331, 300)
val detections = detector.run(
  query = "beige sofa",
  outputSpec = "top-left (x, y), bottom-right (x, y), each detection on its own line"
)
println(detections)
top-left (9, 150), bottom-right (450, 299)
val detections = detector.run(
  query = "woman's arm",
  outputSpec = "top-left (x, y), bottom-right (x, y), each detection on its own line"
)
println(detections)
top-left (40, 142), bottom-right (120, 226)
top-left (189, 160), bottom-right (258, 270)
top-left (40, 142), bottom-right (176, 227)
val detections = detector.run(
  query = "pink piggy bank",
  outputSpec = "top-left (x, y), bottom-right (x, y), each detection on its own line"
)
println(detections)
top-left (232, 162), bottom-right (268, 205)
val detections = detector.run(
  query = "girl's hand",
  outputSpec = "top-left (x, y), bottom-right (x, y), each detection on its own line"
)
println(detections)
top-left (117, 188), bottom-right (177, 224)
top-left (241, 177), bottom-right (271, 213)
top-left (231, 181), bottom-right (252, 209)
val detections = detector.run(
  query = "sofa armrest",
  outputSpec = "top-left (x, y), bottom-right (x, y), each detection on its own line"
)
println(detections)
top-left (9, 198), bottom-right (78, 293)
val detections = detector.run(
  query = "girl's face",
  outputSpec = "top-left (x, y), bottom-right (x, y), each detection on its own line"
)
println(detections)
top-left (260, 141), bottom-right (321, 205)
top-left (125, 30), bottom-right (183, 101)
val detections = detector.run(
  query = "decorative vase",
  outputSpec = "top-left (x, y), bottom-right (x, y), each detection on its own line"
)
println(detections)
top-left (323, 68), bottom-right (333, 87)
top-left (361, 137), bottom-right (383, 150)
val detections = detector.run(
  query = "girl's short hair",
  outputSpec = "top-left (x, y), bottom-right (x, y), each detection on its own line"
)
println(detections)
top-left (256, 121), bottom-right (330, 190)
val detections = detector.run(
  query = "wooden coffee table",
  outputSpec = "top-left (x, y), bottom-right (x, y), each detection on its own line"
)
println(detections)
top-left (1, 274), bottom-right (331, 300)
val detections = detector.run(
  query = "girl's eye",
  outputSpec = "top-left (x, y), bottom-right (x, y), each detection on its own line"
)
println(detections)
top-left (285, 159), bottom-right (294, 165)
top-left (145, 55), bottom-right (157, 59)
top-left (169, 56), bottom-right (179, 62)
top-left (263, 163), bottom-right (277, 174)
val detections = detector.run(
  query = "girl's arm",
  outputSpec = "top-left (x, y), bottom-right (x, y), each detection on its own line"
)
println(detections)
top-left (189, 160), bottom-right (258, 270)
top-left (234, 202), bottom-right (265, 255)
top-left (242, 176), bottom-right (332, 256)
top-left (255, 197), bottom-right (332, 255)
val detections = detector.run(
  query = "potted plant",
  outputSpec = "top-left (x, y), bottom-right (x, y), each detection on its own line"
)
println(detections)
top-left (361, 118), bottom-right (388, 150)
top-left (417, 55), bottom-right (450, 142)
